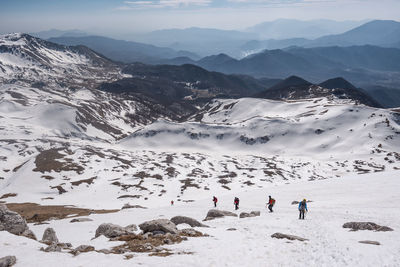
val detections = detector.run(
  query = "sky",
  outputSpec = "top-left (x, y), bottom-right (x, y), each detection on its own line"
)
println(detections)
top-left (1, 0), bottom-right (400, 36)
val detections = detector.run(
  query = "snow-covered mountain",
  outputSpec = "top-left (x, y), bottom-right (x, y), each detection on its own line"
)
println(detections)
top-left (1, 33), bottom-right (400, 266)
top-left (0, 33), bottom-right (124, 89)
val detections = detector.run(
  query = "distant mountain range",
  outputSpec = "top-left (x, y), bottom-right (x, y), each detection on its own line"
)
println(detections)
top-left (241, 20), bottom-right (400, 55)
top-left (48, 36), bottom-right (200, 64)
top-left (246, 19), bottom-right (365, 40)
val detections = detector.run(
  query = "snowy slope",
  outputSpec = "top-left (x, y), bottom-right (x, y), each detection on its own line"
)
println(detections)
top-left (122, 97), bottom-right (400, 158)
top-left (1, 171), bottom-right (400, 267)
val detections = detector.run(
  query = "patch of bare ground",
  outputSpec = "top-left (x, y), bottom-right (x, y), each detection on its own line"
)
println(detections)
top-left (33, 148), bottom-right (84, 174)
top-left (0, 193), bottom-right (17, 199)
top-left (118, 195), bottom-right (141, 199)
top-left (5, 203), bottom-right (118, 223)
top-left (71, 177), bottom-right (96, 186)
top-left (41, 175), bottom-right (55, 180)
top-left (110, 231), bottom-right (205, 256)
top-left (180, 178), bottom-right (200, 193)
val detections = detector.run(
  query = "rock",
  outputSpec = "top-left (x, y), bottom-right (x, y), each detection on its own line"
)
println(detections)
top-left (122, 203), bottom-right (147, 210)
top-left (343, 222), bottom-right (393, 232)
top-left (291, 201), bottom-right (299, 205)
top-left (71, 245), bottom-right (95, 256)
top-left (271, 232), bottom-right (308, 242)
top-left (41, 227), bottom-right (59, 244)
top-left (95, 223), bottom-right (138, 238)
top-left (204, 209), bottom-right (237, 221)
top-left (170, 216), bottom-right (209, 228)
top-left (70, 218), bottom-right (93, 223)
top-left (250, 211), bottom-right (261, 216)
top-left (0, 256), bottom-right (17, 267)
top-left (40, 243), bottom-right (62, 252)
top-left (139, 219), bottom-right (178, 234)
top-left (227, 228), bottom-right (237, 231)
top-left (359, 240), bottom-right (381, 245)
top-left (97, 249), bottom-right (111, 254)
top-left (0, 204), bottom-right (28, 235)
top-left (21, 229), bottom-right (37, 240)
top-left (179, 228), bottom-right (204, 237)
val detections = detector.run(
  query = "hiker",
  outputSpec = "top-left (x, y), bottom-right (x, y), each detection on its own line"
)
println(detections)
top-left (171, 200), bottom-right (174, 206)
top-left (234, 197), bottom-right (239, 210)
top-left (268, 195), bottom-right (276, 212)
top-left (298, 199), bottom-right (308, 219)
top-left (213, 196), bottom-right (218, 208)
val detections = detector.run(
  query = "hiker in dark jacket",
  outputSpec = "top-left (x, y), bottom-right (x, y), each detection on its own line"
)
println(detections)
top-left (268, 195), bottom-right (276, 212)
top-left (213, 196), bottom-right (218, 208)
top-left (234, 197), bottom-right (239, 210)
top-left (298, 199), bottom-right (308, 219)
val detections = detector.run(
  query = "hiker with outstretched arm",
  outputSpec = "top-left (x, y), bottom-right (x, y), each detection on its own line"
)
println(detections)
top-left (298, 199), bottom-right (308, 219)
top-left (268, 195), bottom-right (276, 212)
top-left (213, 196), bottom-right (218, 208)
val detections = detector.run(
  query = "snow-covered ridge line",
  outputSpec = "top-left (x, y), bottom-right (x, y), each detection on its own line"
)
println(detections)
top-left (0, 33), bottom-right (123, 89)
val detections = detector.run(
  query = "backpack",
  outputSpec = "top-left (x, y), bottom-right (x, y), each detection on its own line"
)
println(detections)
top-left (271, 198), bottom-right (276, 205)
top-left (213, 197), bottom-right (218, 202)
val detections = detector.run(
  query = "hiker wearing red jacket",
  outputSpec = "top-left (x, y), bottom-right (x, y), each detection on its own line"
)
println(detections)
top-left (234, 197), bottom-right (239, 210)
top-left (213, 196), bottom-right (218, 207)
top-left (268, 195), bottom-right (276, 212)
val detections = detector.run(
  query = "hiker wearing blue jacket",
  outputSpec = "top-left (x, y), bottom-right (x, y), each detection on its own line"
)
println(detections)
top-left (298, 199), bottom-right (308, 220)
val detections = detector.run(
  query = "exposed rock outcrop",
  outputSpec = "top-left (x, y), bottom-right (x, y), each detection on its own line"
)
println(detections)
top-left (204, 209), bottom-right (237, 221)
top-left (70, 245), bottom-right (95, 256)
top-left (139, 219), bottom-right (178, 235)
top-left (239, 211), bottom-right (260, 218)
top-left (41, 227), bottom-right (59, 244)
top-left (0, 256), bottom-right (17, 267)
top-left (95, 223), bottom-right (138, 238)
top-left (271, 232), bottom-right (308, 241)
top-left (0, 204), bottom-right (28, 235)
top-left (170, 216), bottom-right (208, 228)
top-left (343, 222), bottom-right (393, 232)
top-left (359, 240), bottom-right (381, 245)
top-left (70, 218), bottom-right (93, 223)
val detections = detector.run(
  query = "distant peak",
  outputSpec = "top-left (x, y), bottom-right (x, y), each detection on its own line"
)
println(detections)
top-left (319, 77), bottom-right (356, 90)
top-left (282, 75), bottom-right (311, 86)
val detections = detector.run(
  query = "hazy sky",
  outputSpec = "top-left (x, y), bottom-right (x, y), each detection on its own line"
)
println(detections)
top-left (1, 0), bottom-right (400, 35)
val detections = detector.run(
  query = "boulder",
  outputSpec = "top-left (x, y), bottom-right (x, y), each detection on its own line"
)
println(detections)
top-left (139, 219), bottom-right (178, 234)
top-left (21, 229), bottom-right (37, 240)
top-left (41, 227), bottom-right (59, 244)
top-left (122, 203), bottom-right (147, 210)
top-left (95, 223), bottom-right (137, 238)
top-left (359, 240), bottom-right (381, 245)
top-left (227, 228), bottom-right (237, 231)
top-left (204, 209), bottom-right (237, 221)
top-left (70, 245), bottom-right (95, 256)
top-left (250, 211), bottom-right (261, 216)
top-left (239, 211), bottom-right (260, 218)
top-left (70, 218), bottom-right (93, 223)
top-left (343, 222), bottom-right (393, 232)
top-left (271, 232), bottom-right (308, 242)
top-left (170, 216), bottom-right (209, 228)
top-left (0, 204), bottom-right (28, 235)
top-left (0, 256), bottom-right (16, 267)
top-left (40, 243), bottom-right (62, 253)
top-left (179, 228), bottom-right (204, 237)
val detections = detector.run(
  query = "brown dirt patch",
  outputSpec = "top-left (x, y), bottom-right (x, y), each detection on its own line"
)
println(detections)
top-left (0, 193), bottom-right (17, 199)
top-left (71, 177), bottom-right (96, 186)
top-left (33, 148), bottom-right (84, 174)
top-left (5, 203), bottom-right (118, 223)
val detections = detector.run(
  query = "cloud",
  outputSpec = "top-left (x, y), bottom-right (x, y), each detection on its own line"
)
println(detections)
top-left (120, 0), bottom-right (212, 9)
